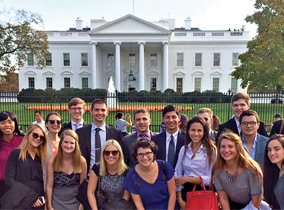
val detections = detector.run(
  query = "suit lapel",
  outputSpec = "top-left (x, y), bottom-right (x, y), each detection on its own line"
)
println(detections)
top-left (86, 125), bottom-right (92, 156)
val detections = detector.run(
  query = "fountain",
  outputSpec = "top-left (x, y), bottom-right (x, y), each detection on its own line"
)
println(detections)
top-left (107, 77), bottom-right (116, 108)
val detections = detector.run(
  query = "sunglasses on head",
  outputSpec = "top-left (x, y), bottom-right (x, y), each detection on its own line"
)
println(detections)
top-left (32, 132), bottom-right (45, 141)
top-left (103, 150), bottom-right (119, 156)
top-left (48, 120), bottom-right (61, 125)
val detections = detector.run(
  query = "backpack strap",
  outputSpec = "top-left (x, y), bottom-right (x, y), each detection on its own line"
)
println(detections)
top-left (279, 119), bottom-right (284, 134)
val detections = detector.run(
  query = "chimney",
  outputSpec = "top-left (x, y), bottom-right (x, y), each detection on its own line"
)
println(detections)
top-left (76, 17), bottom-right (83, 30)
top-left (185, 17), bottom-right (191, 30)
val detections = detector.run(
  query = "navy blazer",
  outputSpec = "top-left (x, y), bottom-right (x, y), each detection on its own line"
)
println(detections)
top-left (152, 130), bottom-right (185, 168)
top-left (122, 131), bottom-right (155, 168)
top-left (76, 124), bottom-right (122, 173)
top-left (270, 120), bottom-right (284, 136)
top-left (217, 117), bottom-right (268, 144)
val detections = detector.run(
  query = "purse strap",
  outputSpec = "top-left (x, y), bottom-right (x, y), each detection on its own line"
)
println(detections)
top-left (279, 119), bottom-right (284, 134)
top-left (192, 177), bottom-right (206, 192)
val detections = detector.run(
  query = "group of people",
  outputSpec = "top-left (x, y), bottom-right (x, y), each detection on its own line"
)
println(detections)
top-left (0, 92), bottom-right (283, 210)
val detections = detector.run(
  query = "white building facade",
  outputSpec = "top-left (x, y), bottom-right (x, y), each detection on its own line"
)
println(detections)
top-left (19, 14), bottom-right (248, 93)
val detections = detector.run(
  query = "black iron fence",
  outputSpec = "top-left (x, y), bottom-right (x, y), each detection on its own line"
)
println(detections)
top-left (0, 91), bottom-right (283, 133)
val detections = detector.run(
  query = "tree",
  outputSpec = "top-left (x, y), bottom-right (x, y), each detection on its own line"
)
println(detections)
top-left (231, 0), bottom-right (284, 92)
top-left (0, 9), bottom-right (49, 91)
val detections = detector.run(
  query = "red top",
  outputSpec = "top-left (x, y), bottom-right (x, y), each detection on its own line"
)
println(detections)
top-left (0, 134), bottom-right (23, 181)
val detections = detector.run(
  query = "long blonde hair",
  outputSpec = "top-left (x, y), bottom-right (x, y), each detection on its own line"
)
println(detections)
top-left (212, 132), bottom-right (262, 182)
top-left (52, 129), bottom-right (82, 173)
top-left (19, 124), bottom-right (47, 164)
top-left (100, 139), bottom-right (128, 176)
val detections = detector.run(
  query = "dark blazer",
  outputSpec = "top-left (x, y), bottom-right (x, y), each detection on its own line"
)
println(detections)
top-left (217, 117), bottom-right (268, 144)
top-left (254, 134), bottom-right (269, 169)
top-left (270, 119), bottom-right (284, 136)
top-left (62, 121), bottom-right (88, 132)
top-left (152, 130), bottom-right (185, 168)
top-left (76, 124), bottom-right (123, 173)
top-left (122, 131), bottom-right (155, 168)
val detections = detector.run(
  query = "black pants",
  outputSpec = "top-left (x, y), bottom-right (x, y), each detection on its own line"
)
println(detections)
top-left (229, 199), bottom-right (247, 210)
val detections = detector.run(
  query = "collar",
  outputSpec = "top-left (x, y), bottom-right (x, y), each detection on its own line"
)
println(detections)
top-left (166, 129), bottom-right (179, 141)
top-left (91, 122), bottom-right (106, 132)
top-left (71, 119), bottom-right (84, 126)
top-left (137, 130), bottom-right (151, 138)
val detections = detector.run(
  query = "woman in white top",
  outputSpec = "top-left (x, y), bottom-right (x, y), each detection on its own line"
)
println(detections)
top-left (175, 116), bottom-right (216, 210)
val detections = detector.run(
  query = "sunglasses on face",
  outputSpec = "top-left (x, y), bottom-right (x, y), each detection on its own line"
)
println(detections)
top-left (48, 120), bottom-right (62, 125)
top-left (32, 132), bottom-right (45, 141)
top-left (103, 150), bottom-right (119, 156)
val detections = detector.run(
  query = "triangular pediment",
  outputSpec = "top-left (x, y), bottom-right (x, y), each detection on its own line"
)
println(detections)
top-left (89, 14), bottom-right (171, 35)
top-left (24, 70), bottom-right (37, 75)
top-left (210, 71), bottom-right (222, 76)
top-left (42, 71), bottom-right (55, 76)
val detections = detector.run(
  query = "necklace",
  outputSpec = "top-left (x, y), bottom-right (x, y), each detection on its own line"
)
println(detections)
top-left (225, 166), bottom-right (238, 182)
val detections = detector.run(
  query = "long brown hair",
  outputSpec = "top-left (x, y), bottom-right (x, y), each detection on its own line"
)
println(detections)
top-left (184, 116), bottom-right (216, 166)
top-left (52, 130), bottom-right (82, 173)
top-left (212, 132), bottom-right (262, 182)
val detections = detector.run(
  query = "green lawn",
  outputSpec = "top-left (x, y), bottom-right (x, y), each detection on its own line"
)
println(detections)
top-left (1, 101), bottom-right (282, 133)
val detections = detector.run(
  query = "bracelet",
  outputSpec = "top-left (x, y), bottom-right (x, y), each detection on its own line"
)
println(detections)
top-left (176, 196), bottom-right (181, 200)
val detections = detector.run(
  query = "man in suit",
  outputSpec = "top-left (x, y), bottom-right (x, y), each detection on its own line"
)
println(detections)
top-left (62, 97), bottom-right (88, 132)
top-left (197, 108), bottom-right (217, 142)
top-left (152, 105), bottom-right (185, 168)
top-left (76, 98), bottom-right (123, 174)
top-left (122, 108), bottom-right (155, 168)
top-left (239, 110), bottom-right (268, 169)
top-left (217, 92), bottom-right (267, 144)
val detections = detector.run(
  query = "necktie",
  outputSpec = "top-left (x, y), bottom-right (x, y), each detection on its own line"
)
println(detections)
top-left (168, 135), bottom-right (175, 167)
top-left (95, 128), bottom-right (101, 163)
top-left (139, 134), bottom-right (146, 139)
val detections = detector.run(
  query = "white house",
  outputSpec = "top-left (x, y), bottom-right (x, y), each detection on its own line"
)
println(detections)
top-left (19, 14), bottom-right (248, 93)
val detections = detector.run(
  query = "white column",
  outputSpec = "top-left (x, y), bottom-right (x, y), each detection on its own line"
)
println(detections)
top-left (162, 42), bottom-right (169, 92)
top-left (91, 42), bottom-right (97, 89)
top-left (114, 42), bottom-right (121, 91)
top-left (138, 42), bottom-right (145, 91)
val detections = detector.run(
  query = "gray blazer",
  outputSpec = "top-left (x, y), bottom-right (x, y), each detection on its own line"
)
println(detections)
top-left (255, 133), bottom-right (269, 170)
top-left (122, 131), bottom-right (155, 168)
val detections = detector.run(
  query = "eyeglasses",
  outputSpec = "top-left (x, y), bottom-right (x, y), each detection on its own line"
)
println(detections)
top-left (48, 120), bottom-right (61, 125)
top-left (103, 150), bottom-right (119, 156)
top-left (137, 151), bottom-right (153, 158)
top-left (70, 108), bottom-right (84, 111)
top-left (32, 132), bottom-right (45, 141)
top-left (241, 121), bottom-right (258, 126)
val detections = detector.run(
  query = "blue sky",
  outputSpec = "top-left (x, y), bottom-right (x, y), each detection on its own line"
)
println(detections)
top-left (1, 0), bottom-right (257, 37)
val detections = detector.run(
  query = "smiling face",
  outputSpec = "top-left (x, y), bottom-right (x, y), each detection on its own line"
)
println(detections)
top-left (45, 114), bottom-right (62, 134)
top-left (162, 111), bottom-right (180, 134)
top-left (90, 103), bottom-right (108, 126)
top-left (134, 112), bottom-right (151, 134)
top-left (220, 139), bottom-right (237, 162)
top-left (232, 99), bottom-right (250, 121)
top-left (188, 122), bottom-right (204, 146)
top-left (61, 135), bottom-right (76, 154)
top-left (27, 127), bottom-right (45, 149)
top-left (240, 115), bottom-right (259, 137)
top-left (35, 113), bottom-right (43, 123)
top-left (103, 144), bottom-right (119, 166)
top-left (136, 147), bottom-right (154, 168)
top-left (267, 139), bottom-right (284, 169)
top-left (68, 103), bottom-right (85, 123)
top-left (0, 116), bottom-right (15, 136)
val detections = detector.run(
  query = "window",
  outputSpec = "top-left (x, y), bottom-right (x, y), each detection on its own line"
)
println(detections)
top-left (177, 53), bottom-right (184, 67)
top-left (213, 78), bottom-right (219, 92)
top-left (175, 33), bottom-right (186, 36)
top-left (64, 78), bottom-right (70, 88)
top-left (150, 78), bottom-right (157, 91)
top-left (195, 53), bottom-right (202, 66)
top-left (150, 54), bottom-right (157, 67)
top-left (28, 77), bottom-right (34, 88)
top-left (81, 53), bottom-right (88, 66)
top-left (129, 54), bottom-right (135, 67)
top-left (107, 54), bottom-right (115, 67)
top-left (231, 78), bottom-right (238, 94)
top-left (194, 78), bottom-right (201, 92)
top-left (63, 53), bottom-right (70, 66)
top-left (46, 78), bottom-right (53, 88)
top-left (46, 53), bottom-right (52, 66)
top-left (212, 33), bottom-right (224, 36)
top-left (82, 78), bottom-right (88, 89)
top-left (27, 54), bottom-right (34, 66)
top-left (232, 53), bottom-right (239, 66)
top-left (193, 33), bottom-right (205, 36)
top-left (213, 53), bottom-right (220, 66)
top-left (176, 78), bottom-right (183, 93)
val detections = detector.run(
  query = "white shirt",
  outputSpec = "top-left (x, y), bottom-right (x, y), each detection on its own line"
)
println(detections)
top-left (165, 130), bottom-right (179, 162)
top-left (175, 143), bottom-right (216, 191)
top-left (71, 119), bottom-right (84, 131)
top-left (32, 120), bottom-right (46, 130)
